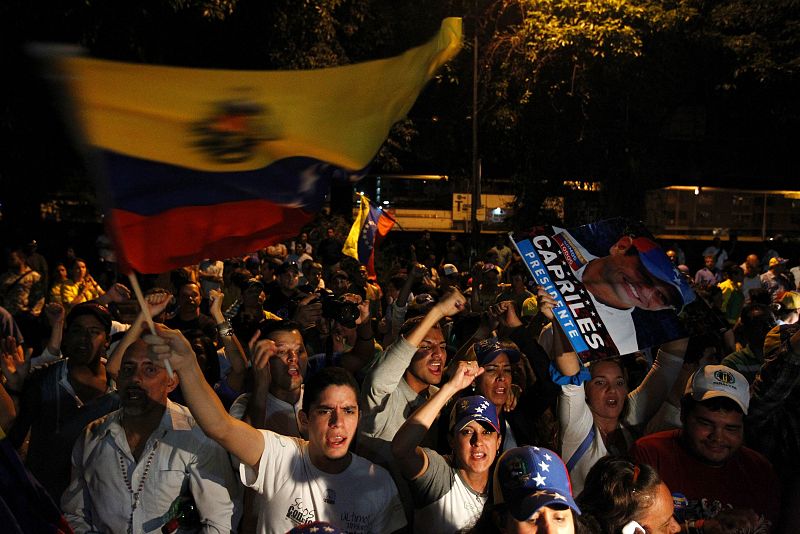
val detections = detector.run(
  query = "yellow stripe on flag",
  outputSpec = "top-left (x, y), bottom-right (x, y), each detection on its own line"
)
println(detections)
top-left (52, 18), bottom-right (462, 172)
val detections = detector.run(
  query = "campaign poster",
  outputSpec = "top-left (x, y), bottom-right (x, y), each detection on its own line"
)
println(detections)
top-left (512, 218), bottom-right (696, 362)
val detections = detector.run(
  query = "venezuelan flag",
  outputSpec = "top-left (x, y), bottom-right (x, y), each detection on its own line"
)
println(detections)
top-left (343, 194), bottom-right (396, 276)
top-left (46, 19), bottom-right (461, 273)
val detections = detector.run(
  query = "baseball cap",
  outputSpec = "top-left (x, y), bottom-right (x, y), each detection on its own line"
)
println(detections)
top-left (521, 296), bottom-right (539, 317)
top-left (630, 237), bottom-right (695, 310)
top-left (685, 364), bottom-right (750, 414)
top-left (244, 278), bottom-right (265, 293)
top-left (443, 264), bottom-right (459, 277)
top-left (779, 291), bottom-right (800, 311)
top-left (331, 270), bottom-right (350, 281)
top-left (493, 446), bottom-right (581, 521)
top-left (769, 257), bottom-right (789, 268)
top-left (449, 395), bottom-right (500, 434)
top-left (66, 302), bottom-right (113, 334)
top-left (763, 323), bottom-right (799, 360)
top-left (473, 337), bottom-right (521, 366)
top-left (276, 261), bottom-right (300, 275)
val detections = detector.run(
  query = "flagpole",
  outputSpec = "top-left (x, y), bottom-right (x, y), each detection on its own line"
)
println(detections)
top-left (127, 272), bottom-right (174, 377)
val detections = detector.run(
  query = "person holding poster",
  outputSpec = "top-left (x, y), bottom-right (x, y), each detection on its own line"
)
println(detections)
top-left (538, 289), bottom-right (686, 495)
top-left (514, 218), bottom-right (694, 359)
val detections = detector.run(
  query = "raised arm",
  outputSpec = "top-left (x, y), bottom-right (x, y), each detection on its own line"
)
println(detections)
top-left (341, 294), bottom-right (376, 375)
top-left (398, 264), bottom-right (425, 308)
top-left (244, 331), bottom-right (274, 430)
top-left (43, 303), bottom-right (65, 358)
top-left (96, 282), bottom-right (130, 306)
top-left (626, 337), bottom-right (687, 426)
top-left (406, 289), bottom-right (466, 347)
top-left (144, 324), bottom-right (264, 468)
top-left (0, 336), bottom-right (30, 414)
top-left (537, 288), bottom-right (581, 376)
top-left (391, 360), bottom-right (483, 479)
top-left (208, 288), bottom-right (248, 393)
top-left (106, 291), bottom-right (171, 379)
top-left (0, 381), bottom-right (15, 434)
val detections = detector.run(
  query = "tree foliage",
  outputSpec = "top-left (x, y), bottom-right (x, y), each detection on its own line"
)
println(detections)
top-left (0, 0), bottom-right (798, 237)
top-left (446, 0), bottom-right (800, 229)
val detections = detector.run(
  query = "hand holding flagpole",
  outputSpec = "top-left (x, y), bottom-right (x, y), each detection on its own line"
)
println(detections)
top-left (127, 272), bottom-right (174, 377)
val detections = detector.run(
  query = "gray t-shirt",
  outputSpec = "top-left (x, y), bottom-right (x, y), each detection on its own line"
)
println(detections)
top-left (411, 449), bottom-right (487, 534)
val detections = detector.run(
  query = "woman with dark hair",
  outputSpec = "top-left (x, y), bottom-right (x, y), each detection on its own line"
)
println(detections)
top-left (539, 289), bottom-right (686, 494)
top-left (438, 300), bottom-right (561, 454)
top-left (577, 457), bottom-right (680, 534)
top-left (70, 258), bottom-right (104, 299)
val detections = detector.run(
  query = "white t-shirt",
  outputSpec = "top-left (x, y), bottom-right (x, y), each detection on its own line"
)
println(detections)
top-left (411, 449), bottom-right (487, 534)
top-left (240, 430), bottom-right (406, 534)
top-left (575, 263), bottom-right (638, 355)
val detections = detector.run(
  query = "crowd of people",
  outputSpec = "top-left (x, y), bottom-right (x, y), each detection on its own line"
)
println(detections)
top-left (0, 228), bottom-right (797, 533)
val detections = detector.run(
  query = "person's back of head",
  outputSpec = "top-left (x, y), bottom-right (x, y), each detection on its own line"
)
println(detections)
top-left (388, 274), bottom-right (407, 293)
top-left (230, 268), bottom-right (255, 292)
top-left (747, 287), bottom-right (771, 307)
top-left (737, 302), bottom-right (776, 351)
top-left (170, 267), bottom-right (194, 291)
top-left (576, 457), bottom-right (662, 534)
top-left (723, 262), bottom-right (743, 283)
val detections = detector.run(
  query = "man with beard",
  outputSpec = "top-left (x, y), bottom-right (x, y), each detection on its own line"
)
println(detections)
top-left (61, 338), bottom-right (241, 534)
top-left (8, 302), bottom-right (120, 501)
top-left (144, 326), bottom-right (405, 533)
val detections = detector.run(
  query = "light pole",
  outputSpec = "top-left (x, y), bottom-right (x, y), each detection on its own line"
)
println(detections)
top-left (470, 2), bottom-right (482, 260)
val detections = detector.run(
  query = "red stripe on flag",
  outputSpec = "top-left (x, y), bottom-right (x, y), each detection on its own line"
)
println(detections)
top-left (110, 200), bottom-right (313, 273)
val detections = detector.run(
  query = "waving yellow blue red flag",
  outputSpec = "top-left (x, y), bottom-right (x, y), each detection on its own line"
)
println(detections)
top-left (44, 18), bottom-right (462, 273)
top-left (343, 194), bottom-right (396, 277)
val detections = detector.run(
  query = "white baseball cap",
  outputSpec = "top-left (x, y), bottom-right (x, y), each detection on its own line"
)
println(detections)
top-left (685, 365), bottom-right (749, 414)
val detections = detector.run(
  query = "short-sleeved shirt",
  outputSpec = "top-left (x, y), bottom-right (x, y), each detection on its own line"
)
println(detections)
top-left (411, 449), bottom-right (487, 534)
top-left (630, 429), bottom-right (780, 525)
top-left (240, 430), bottom-right (406, 534)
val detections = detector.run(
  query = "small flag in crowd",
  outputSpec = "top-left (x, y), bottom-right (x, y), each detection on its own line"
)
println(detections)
top-left (342, 194), bottom-right (396, 277)
top-left (40, 18), bottom-right (462, 273)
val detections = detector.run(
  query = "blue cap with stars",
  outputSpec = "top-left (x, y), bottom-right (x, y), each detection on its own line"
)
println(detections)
top-left (493, 446), bottom-right (580, 521)
top-left (448, 395), bottom-right (500, 434)
top-left (286, 521), bottom-right (342, 534)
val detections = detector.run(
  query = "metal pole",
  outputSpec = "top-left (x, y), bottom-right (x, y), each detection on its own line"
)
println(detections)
top-left (470, 8), bottom-right (481, 256)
